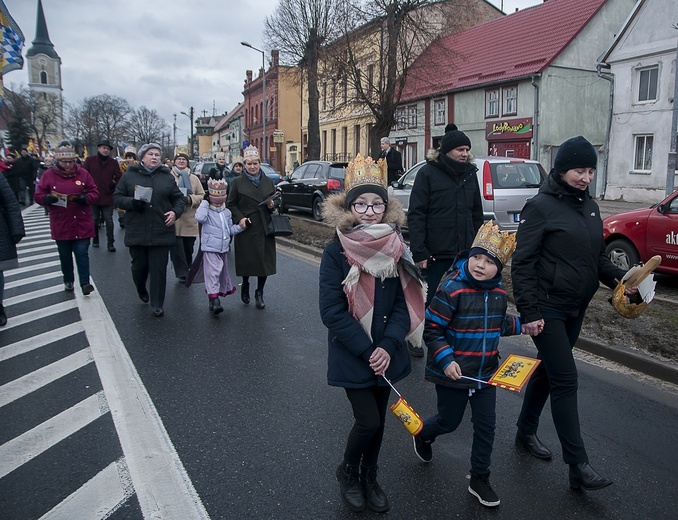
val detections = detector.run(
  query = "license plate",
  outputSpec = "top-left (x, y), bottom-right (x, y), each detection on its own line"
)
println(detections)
top-left (513, 213), bottom-right (520, 223)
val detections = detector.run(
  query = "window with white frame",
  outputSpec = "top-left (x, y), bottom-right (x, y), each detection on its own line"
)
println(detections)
top-left (486, 89), bottom-right (499, 118)
top-left (638, 66), bottom-right (658, 102)
top-left (434, 99), bottom-right (445, 125)
top-left (502, 86), bottom-right (517, 115)
top-left (392, 107), bottom-right (407, 131)
top-left (634, 135), bottom-right (653, 171)
top-left (407, 105), bottom-right (417, 129)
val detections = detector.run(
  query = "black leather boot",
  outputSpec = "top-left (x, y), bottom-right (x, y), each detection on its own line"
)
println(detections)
top-left (255, 289), bottom-right (265, 309)
top-left (212, 297), bottom-right (223, 315)
top-left (336, 462), bottom-right (365, 512)
top-left (516, 430), bottom-right (552, 460)
top-left (0, 305), bottom-right (7, 327)
top-left (360, 465), bottom-right (389, 512)
top-left (209, 298), bottom-right (215, 311)
top-left (569, 462), bottom-right (613, 490)
top-left (241, 282), bottom-right (250, 304)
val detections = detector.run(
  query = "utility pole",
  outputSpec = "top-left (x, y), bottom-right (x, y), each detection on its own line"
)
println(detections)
top-left (180, 107), bottom-right (195, 158)
top-left (173, 114), bottom-right (177, 150)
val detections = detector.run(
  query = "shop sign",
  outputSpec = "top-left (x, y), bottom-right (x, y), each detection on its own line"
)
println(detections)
top-left (395, 137), bottom-right (408, 147)
top-left (486, 117), bottom-right (532, 141)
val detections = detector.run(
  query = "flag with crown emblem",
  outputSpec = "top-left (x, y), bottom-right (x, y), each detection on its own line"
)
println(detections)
top-left (0, 0), bottom-right (24, 75)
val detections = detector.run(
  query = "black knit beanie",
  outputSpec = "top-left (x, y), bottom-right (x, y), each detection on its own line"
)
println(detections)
top-left (440, 124), bottom-right (472, 155)
top-left (469, 246), bottom-right (503, 273)
top-left (553, 136), bottom-right (597, 174)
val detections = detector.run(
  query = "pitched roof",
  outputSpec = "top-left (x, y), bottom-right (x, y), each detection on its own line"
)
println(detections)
top-left (401, 0), bottom-right (607, 102)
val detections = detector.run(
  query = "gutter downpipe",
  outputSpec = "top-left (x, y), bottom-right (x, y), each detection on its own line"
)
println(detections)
top-left (597, 62), bottom-right (614, 199)
top-left (531, 74), bottom-right (540, 162)
top-left (666, 37), bottom-right (678, 196)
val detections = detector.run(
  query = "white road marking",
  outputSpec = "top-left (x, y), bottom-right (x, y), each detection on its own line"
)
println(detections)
top-left (4, 271), bottom-right (61, 289)
top-left (77, 286), bottom-right (211, 519)
top-left (38, 458), bottom-right (134, 520)
top-left (17, 251), bottom-right (63, 263)
top-left (2, 284), bottom-right (69, 308)
top-left (0, 321), bottom-right (85, 361)
top-left (0, 300), bottom-right (78, 330)
top-left (0, 348), bottom-right (92, 408)
top-left (4, 260), bottom-right (62, 277)
top-left (0, 391), bottom-right (106, 479)
top-left (12, 244), bottom-right (57, 255)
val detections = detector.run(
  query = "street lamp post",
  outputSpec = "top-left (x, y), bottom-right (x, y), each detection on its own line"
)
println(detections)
top-left (241, 41), bottom-right (266, 163)
top-left (180, 107), bottom-right (195, 158)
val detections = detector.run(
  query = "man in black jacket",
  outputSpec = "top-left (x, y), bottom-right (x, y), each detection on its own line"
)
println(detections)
top-left (12, 148), bottom-right (38, 205)
top-left (406, 125), bottom-right (483, 356)
top-left (379, 137), bottom-right (403, 185)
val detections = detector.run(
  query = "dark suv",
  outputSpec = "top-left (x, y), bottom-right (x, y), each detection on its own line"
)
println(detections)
top-left (277, 161), bottom-right (348, 220)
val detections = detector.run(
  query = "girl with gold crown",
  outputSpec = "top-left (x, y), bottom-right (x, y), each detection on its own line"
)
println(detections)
top-left (319, 154), bottom-right (426, 513)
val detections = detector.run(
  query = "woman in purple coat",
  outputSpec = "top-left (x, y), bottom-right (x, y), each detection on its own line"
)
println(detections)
top-left (35, 146), bottom-right (99, 294)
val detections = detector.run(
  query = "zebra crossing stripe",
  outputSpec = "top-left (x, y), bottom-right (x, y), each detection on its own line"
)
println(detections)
top-left (2, 285), bottom-right (65, 307)
top-left (11, 244), bottom-right (57, 255)
top-left (17, 239), bottom-right (54, 247)
top-left (0, 348), bottom-right (92, 408)
top-left (0, 321), bottom-right (85, 362)
top-left (0, 391), bottom-right (106, 479)
top-left (0, 300), bottom-right (78, 330)
top-left (38, 458), bottom-right (134, 520)
top-left (5, 260), bottom-right (62, 277)
top-left (4, 271), bottom-right (61, 289)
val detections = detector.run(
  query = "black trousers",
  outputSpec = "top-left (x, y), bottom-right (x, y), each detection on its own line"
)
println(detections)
top-left (422, 257), bottom-right (455, 307)
top-left (420, 384), bottom-right (496, 474)
top-left (516, 307), bottom-right (588, 464)
top-left (129, 246), bottom-right (169, 308)
top-left (169, 236), bottom-right (196, 279)
top-left (92, 205), bottom-right (115, 244)
top-left (343, 386), bottom-right (391, 467)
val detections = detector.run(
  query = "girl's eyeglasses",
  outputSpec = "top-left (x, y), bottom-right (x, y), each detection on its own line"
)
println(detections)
top-left (352, 202), bottom-right (386, 214)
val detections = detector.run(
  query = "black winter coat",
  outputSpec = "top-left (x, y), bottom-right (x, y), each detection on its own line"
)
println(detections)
top-left (512, 171), bottom-right (625, 323)
top-left (113, 164), bottom-right (185, 247)
top-left (319, 239), bottom-right (411, 389)
top-left (12, 155), bottom-right (37, 181)
top-left (0, 173), bottom-right (25, 271)
top-left (407, 152), bottom-right (483, 263)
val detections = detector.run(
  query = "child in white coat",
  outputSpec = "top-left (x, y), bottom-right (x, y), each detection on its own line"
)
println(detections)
top-left (195, 179), bottom-right (246, 314)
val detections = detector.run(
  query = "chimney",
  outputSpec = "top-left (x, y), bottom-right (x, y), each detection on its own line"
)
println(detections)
top-left (246, 70), bottom-right (252, 83)
top-left (272, 49), bottom-right (279, 68)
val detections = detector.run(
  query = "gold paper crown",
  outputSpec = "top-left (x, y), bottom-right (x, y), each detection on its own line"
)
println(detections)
top-left (208, 178), bottom-right (228, 195)
top-left (471, 221), bottom-right (517, 267)
top-left (344, 153), bottom-right (387, 194)
top-left (243, 145), bottom-right (260, 161)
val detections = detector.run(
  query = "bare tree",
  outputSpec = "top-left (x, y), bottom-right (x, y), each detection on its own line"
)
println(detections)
top-left (4, 86), bottom-right (62, 153)
top-left (264, 0), bottom-right (345, 160)
top-left (64, 94), bottom-right (132, 153)
top-left (127, 106), bottom-right (169, 145)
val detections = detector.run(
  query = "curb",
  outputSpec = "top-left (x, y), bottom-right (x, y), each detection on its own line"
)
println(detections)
top-left (277, 236), bottom-right (678, 387)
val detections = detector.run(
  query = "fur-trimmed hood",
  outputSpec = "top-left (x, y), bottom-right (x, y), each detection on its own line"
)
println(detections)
top-left (426, 148), bottom-right (475, 163)
top-left (321, 192), bottom-right (406, 232)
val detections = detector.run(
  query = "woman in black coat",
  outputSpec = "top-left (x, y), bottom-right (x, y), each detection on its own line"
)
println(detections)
top-left (0, 173), bottom-right (26, 326)
top-left (226, 146), bottom-right (277, 309)
top-left (319, 156), bottom-right (425, 513)
top-left (512, 136), bottom-right (636, 491)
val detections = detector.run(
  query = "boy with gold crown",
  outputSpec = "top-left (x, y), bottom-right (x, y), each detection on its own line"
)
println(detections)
top-left (412, 222), bottom-right (523, 508)
top-left (319, 154), bottom-right (426, 514)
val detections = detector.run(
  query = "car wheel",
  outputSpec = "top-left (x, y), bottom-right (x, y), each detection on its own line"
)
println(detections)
top-left (606, 239), bottom-right (640, 271)
top-left (312, 197), bottom-right (323, 221)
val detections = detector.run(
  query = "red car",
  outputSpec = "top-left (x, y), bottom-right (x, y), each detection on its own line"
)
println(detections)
top-left (602, 189), bottom-right (678, 276)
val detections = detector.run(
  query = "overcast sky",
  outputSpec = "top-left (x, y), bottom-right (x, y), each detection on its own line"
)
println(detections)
top-left (5, 0), bottom-right (542, 144)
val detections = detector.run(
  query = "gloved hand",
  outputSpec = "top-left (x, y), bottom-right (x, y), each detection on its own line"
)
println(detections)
top-left (73, 194), bottom-right (87, 205)
top-left (43, 194), bottom-right (59, 205)
top-left (186, 195), bottom-right (192, 205)
top-left (132, 199), bottom-right (146, 213)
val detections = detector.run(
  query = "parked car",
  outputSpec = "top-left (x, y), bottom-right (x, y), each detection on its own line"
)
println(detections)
top-left (191, 161), bottom-right (216, 190)
top-left (260, 162), bottom-right (282, 185)
top-left (277, 160), bottom-right (348, 220)
top-left (389, 156), bottom-right (546, 230)
top-left (602, 189), bottom-right (678, 275)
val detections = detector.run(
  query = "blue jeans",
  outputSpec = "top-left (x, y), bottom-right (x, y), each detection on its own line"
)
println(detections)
top-left (56, 239), bottom-right (90, 286)
top-left (420, 384), bottom-right (496, 474)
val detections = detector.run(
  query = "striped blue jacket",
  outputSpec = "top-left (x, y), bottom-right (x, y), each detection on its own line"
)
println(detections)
top-left (424, 257), bottom-right (520, 389)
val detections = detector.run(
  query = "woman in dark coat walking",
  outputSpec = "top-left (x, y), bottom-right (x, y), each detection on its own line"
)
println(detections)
top-left (512, 136), bottom-right (637, 491)
top-left (35, 146), bottom-right (99, 295)
top-left (113, 143), bottom-right (185, 317)
top-left (0, 173), bottom-right (26, 326)
top-left (319, 155), bottom-right (426, 513)
top-left (226, 145), bottom-right (277, 309)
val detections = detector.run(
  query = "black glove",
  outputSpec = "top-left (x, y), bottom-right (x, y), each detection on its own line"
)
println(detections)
top-left (74, 194), bottom-right (87, 205)
top-left (186, 195), bottom-right (192, 205)
top-left (43, 194), bottom-right (58, 205)
top-left (132, 199), bottom-right (146, 213)
top-left (109, 181), bottom-right (116, 190)
top-left (12, 234), bottom-right (23, 244)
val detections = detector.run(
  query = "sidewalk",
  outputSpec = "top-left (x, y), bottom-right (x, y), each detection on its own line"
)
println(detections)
top-left (595, 197), bottom-right (652, 219)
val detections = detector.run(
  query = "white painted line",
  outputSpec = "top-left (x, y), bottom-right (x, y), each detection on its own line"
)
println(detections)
top-left (0, 322), bottom-right (85, 362)
top-left (4, 271), bottom-right (61, 289)
top-left (15, 244), bottom-right (57, 255)
top-left (38, 458), bottom-right (133, 520)
top-left (17, 239), bottom-right (54, 248)
top-left (2, 285), bottom-right (64, 307)
top-left (0, 391), bottom-right (105, 479)
top-left (4, 260), bottom-right (61, 278)
top-left (76, 288), bottom-right (211, 519)
top-left (16, 252), bottom-right (60, 263)
top-left (0, 348), bottom-right (92, 408)
top-left (1, 300), bottom-right (78, 330)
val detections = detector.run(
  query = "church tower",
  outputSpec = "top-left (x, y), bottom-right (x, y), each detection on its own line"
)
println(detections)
top-left (25, 0), bottom-right (63, 149)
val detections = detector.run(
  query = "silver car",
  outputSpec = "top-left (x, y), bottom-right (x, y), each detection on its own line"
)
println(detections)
top-left (389, 156), bottom-right (546, 231)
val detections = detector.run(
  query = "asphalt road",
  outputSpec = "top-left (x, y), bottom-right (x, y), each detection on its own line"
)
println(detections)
top-left (3, 209), bottom-right (678, 519)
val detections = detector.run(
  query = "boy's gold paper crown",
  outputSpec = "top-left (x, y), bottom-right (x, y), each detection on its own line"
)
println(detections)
top-left (344, 153), bottom-right (387, 193)
top-left (208, 178), bottom-right (228, 196)
top-left (471, 221), bottom-right (517, 267)
top-left (243, 145), bottom-right (260, 161)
